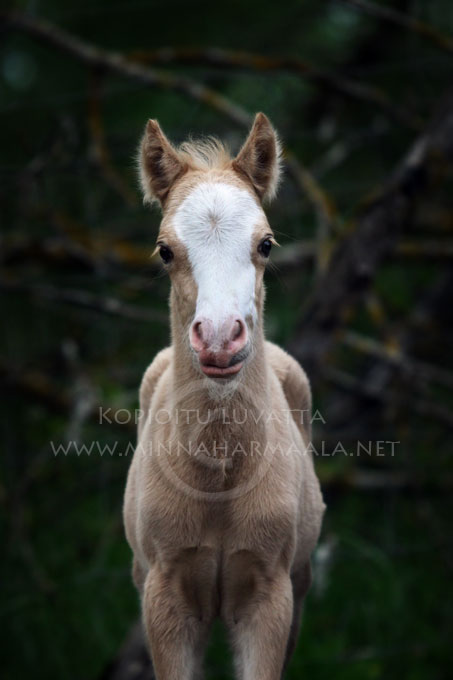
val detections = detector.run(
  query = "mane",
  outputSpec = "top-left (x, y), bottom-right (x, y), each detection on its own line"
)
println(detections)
top-left (177, 136), bottom-right (232, 171)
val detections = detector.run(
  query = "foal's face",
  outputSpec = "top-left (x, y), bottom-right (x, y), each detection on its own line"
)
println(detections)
top-left (159, 178), bottom-right (275, 377)
top-left (139, 113), bottom-right (281, 379)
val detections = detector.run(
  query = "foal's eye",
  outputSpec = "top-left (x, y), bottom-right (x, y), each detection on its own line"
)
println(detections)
top-left (258, 238), bottom-right (273, 258)
top-left (159, 245), bottom-right (173, 264)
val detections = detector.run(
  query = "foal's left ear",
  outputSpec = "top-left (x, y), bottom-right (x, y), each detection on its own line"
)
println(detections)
top-left (232, 113), bottom-right (281, 203)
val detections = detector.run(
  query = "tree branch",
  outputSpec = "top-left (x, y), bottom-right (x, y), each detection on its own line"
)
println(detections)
top-left (127, 46), bottom-right (422, 130)
top-left (288, 92), bottom-right (453, 375)
top-left (316, 265), bottom-right (453, 432)
top-left (0, 278), bottom-right (167, 324)
top-left (87, 70), bottom-right (138, 206)
top-left (0, 10), bottom-right (335, 235)
top-left (340, 330), bottom-right (453, 391)
top-left (271, 238), bottom-right (453, 270)
top-left (0, 362), bottom-right (136, 432)
top-left (325, 366), bottom-right (453, 430)
top-left (339, 0), bottom-right (453, 54)
top-left (1, 12), bottom-right (253, 125)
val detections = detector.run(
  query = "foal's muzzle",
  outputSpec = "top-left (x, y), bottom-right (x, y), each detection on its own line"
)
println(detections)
top-left (190, 315), bottom-right (248, 378)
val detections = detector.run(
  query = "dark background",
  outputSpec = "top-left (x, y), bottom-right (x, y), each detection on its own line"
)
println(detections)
top-left (1, 1), bottom-right (453, 678)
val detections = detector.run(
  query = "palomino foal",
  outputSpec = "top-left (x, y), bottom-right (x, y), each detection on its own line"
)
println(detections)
top-left (123, 113), bottom-right (325, 680)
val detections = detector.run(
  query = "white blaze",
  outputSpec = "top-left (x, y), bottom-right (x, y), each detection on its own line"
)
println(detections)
top-left (172, 182), bottom-right (262, 328)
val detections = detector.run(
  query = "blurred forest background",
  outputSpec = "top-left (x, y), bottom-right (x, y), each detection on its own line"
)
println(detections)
top-left (1, 0), bottom-right (453, 678)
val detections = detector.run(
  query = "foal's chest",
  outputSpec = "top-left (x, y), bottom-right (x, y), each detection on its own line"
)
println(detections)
top-left (141, 469), bottom-right (297, 567)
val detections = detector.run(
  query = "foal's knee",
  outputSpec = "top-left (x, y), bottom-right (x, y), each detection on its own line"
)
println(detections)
top-left (221, 550), bottom-right (291, 626)
top-left (144, 547), bottom-right (219, 635)
top-left (221, 550), bottom-right (263, 624)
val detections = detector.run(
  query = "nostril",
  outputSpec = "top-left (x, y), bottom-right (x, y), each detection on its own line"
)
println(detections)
top-left (236, 319), bottom-right (246, 340)
top-left (190, 320), bottom-right (205, 351)
top-left (193, 321), bottom-right (203, 342)
top-left (230, 318), bottom-right (246, 347)
top-left (232, 320), bottom-right (241, 341)
top-left (191, 318), bottom-right (215, 351)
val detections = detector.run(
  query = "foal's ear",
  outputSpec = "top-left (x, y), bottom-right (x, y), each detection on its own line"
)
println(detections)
top-left (139, 119), bottom-right (188, 207)
top-left (233, 113), bottom-right (281, 203)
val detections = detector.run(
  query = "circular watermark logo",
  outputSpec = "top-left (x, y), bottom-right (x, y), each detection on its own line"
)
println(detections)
top-left (141, 375), bottom-right (301, 502)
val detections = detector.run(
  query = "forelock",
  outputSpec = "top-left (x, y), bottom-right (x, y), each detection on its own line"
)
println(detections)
top-left (177, 137), bottom-right (232, 171)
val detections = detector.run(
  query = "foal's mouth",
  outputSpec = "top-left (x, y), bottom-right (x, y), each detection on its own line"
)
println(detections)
top-left (200, 361), bottom-right (244, 378)
top-left (198, 347), bottom-right (248, 379)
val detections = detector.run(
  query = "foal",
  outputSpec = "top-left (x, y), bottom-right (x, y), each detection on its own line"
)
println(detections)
top-left (123, 113), bottom-right (325, 680)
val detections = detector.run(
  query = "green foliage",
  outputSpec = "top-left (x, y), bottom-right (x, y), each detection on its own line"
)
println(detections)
top-left (1, 0), bottom-right (453, 678)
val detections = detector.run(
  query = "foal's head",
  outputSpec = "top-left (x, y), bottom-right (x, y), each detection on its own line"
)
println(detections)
top-left (139, 113), bottom-right (281, 379)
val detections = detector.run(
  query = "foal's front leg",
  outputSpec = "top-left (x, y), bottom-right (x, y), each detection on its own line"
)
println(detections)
top-left (142, 551), bottom-right (217, 680)
top-left (223, 554), bottom-right (293, 680)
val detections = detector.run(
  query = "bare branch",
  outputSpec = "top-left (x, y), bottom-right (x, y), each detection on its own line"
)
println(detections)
top-left (288, 92), bottom-right (453, 375)
top-left (0, 11), bottom-right (334, 234)
top-left (325, 366), bottom-right (453, 429)
top-left (0, 278), bottom-right (167, 324)
top-left (1, 235), bottom-right (103, 272)
top-left (272, 238), bottom-right (453, 270)
top-left (284, 152), bottom-right (338, 272)
top-left (87, 71), bottom-right (138, 206)
top-left (0, 362), bottom-right (135, 432)
top-left (339, 0), bottom-right (453, 54)
top-left (340, 330), bottom-right (453, 391)
top-left (127, 46), bottom-right (422, 130)
top-left (313, 269), bottom-right (453, 437)
top-left (0, 10), bottom-right (252, 126)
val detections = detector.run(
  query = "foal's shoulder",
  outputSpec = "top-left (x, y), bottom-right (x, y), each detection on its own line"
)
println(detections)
top-left (265, 341), bottom-right (311, 421)
top-left (265, 341), bottom-right (309, 390)
top-left (139, 347), bottom-right (173, 411)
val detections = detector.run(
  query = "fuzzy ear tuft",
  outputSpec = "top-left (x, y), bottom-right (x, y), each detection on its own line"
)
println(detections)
top-left (139, 119), bottom-right (188, 207)
top-left (232, 113), bottom-right (281, 203)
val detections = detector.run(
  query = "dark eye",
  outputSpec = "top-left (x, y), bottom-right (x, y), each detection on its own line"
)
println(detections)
top-left (159, 245), bottom-right (173, 264)
top-left (258, 238), bottom-right (273, 258)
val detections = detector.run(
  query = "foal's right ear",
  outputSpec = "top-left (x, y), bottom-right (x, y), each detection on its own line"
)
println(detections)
top-left (139, 120), bottom-right (188, 207)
